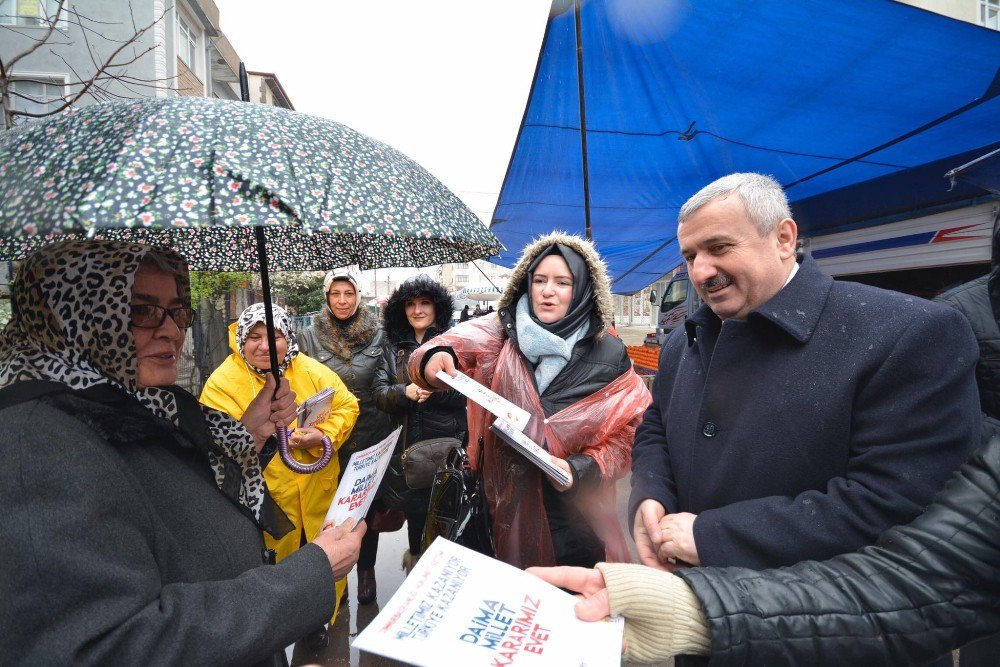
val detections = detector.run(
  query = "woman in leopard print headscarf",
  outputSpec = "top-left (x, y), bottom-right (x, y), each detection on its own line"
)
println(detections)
top-left (0, 239), bottom-right (364, 665)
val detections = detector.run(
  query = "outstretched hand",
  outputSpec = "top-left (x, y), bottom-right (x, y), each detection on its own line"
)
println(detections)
top-left (527, 566), bottom-right (611, 622)
top-left (241, 374), bottom-right (297, 451)
top-left (422, 352), bottom-right (457, 390)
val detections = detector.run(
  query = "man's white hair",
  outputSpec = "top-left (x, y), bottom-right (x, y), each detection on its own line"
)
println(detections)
top-left (678, 173), bottom-right (792, 235)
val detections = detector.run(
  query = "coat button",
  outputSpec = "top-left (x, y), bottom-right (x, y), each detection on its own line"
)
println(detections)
top-left (702, 421), bottom-right (717, 438)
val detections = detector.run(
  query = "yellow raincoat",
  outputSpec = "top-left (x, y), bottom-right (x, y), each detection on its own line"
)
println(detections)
top-left (201, 322), bottom-right (359, 621)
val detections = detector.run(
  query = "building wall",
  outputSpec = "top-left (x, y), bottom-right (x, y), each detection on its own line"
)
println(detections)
top-left (1, 0), bottom-right (161, 120)
top-left (175, 59), bottom-right (205, 96)
top-left (898, 0), bottom-right (979, 24)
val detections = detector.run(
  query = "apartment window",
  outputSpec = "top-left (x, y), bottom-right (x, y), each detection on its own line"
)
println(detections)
top-left (455, 263), bottom-right (469, 269)
top-left (8, 76), bottom-right (67, 124)
top-left (455, 275), bottom-right (469, 283)
top-left (0, 0), bottom-right (65, 27)
top-left (176, 10), bottom-right (202, 76)
top-left (982, 0), bottom-right (999, 30)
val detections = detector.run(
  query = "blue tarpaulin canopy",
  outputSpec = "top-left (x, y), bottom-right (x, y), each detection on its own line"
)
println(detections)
top-left (490, 0), bottom-right (1000, 293)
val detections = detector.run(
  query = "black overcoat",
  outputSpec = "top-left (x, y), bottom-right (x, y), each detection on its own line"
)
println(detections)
top-left (630, 254), bottom-right (981, 569)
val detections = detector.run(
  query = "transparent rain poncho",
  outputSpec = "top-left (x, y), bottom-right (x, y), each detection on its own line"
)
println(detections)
top-left (411, 314), bottom-right (652, 568)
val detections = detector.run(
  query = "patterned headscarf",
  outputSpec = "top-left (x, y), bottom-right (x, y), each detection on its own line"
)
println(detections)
top-left (235, 302), bottom-right (299, 375)
top-left (0, 239), bottom-right (271, 522)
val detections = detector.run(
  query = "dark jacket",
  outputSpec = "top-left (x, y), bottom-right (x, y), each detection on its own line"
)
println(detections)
top-left (630, 254), bottom-right (981, 569)
top-left (937, 263), bottom-right (1000, 442)
top-left (0, 385), bottom-right (333, 666)
top-left (374, 277), bottom-right (468, 513)
top-left (298, 307), bottom-right (395, 476)
top-left (678, 435), bottom-right (1000, 666)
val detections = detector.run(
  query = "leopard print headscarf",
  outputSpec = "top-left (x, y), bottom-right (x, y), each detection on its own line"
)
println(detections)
top-left (235, 302), bottom-right (299, 376)
top-left (0, 239), bottom-right (270, 521)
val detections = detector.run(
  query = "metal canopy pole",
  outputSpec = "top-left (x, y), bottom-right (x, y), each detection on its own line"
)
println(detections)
top-left (573, 0), bottom-right (593, 242)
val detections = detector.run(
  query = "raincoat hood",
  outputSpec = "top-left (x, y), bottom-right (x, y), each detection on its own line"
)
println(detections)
top-left (383, 275), bottom-right (453, 346)
top-left (498, 232), bottom-right (615, 332)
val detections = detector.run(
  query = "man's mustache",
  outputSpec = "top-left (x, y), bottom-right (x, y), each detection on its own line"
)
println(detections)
top-left (700, 274), bottom-right (735, 291)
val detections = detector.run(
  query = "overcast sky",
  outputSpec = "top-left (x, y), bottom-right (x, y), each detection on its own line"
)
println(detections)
top-left (213, 0), bottom-right (551, 229)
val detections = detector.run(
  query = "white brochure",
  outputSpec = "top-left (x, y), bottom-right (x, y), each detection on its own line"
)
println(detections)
top-left (436, 370), bottom-right (531, 432)
top-left (353, 537), bottom-right (624, 667)
top-left (490, 418), bottom-right (571, 487)
top-left (324, 426), bottom-right (401, 525)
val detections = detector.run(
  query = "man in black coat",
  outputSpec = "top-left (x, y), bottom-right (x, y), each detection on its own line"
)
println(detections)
top-left (629, 172), bottom-right (981, 579)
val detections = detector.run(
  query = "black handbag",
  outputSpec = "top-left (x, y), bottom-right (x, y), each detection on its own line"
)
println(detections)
top-left (402, 436), bottom-right (462, 489)
top-left (421, 444), bottom-right (494, 557)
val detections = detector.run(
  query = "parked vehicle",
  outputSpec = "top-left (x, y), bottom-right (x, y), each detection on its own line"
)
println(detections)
top-left (647, 270), bottom-right (700, 346)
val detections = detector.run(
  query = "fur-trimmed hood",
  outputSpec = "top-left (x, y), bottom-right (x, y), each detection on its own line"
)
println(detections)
top-left (383, 275), bottom-right (454, 345)
top-left (498, 232), bottom-right (615, 331)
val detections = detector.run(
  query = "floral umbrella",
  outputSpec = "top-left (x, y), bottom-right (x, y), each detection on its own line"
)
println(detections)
top-left (0, 96), bottom-right (501, 472)
top-left (0, 96), bottom-right (500, 269)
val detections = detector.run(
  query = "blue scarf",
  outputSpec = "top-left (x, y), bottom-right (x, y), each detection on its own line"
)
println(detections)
top-left (515, 294), bottom-right (589, 394)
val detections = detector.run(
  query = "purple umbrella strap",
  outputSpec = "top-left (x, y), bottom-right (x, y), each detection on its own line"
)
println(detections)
top-left (276, 428), bottom-right (333, 474)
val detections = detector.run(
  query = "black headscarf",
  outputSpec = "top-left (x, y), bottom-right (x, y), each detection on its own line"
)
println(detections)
top-left (526, 243), bottom-right (595, 339)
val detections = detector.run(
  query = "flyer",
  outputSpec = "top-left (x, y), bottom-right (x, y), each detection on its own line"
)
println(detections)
top-left (490, 418), bottom-right (571, 486)
top-left (353, 538), bottom-right (624, 667)
top-left (324, 426), bottom-right (401, 525)
top-left (297, 387), bottom-right (336, 430)
top-left (436, 370), bottom-right (531, 432)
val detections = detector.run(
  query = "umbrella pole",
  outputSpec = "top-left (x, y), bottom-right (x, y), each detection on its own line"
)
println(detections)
top-left (254, 226), bottom-right (282, 389)
top-left (241, 64), bottom-right (280, 386)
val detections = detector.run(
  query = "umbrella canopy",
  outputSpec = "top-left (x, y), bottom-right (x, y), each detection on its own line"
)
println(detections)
top-left (0, 95), bottom-right (500, 473)
top-left (0, 96), bottom-right (500, 268)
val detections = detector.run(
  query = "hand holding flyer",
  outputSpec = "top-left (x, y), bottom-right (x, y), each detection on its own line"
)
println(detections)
top-left (435, 370), bottom-right (531, 431)
top-left (490, 418), bottom-right (571, 486)
top-left (325, 426), bottom-right (401, 526)
top-left (353, 538), bottom-right (623, 666)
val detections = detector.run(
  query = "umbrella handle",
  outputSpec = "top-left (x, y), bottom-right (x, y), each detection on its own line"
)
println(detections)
top-left (276, 428), bottom-right (334, 474)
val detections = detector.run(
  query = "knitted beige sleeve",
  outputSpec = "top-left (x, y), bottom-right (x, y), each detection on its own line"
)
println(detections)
top-left (595, 563), bottom-right (711, 664)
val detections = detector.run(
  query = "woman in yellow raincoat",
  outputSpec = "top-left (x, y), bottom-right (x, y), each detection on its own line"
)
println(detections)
top-left (201, 302), bottom-right (359, 649)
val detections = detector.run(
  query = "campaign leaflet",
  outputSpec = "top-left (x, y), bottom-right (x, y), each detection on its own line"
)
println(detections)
top-left (353, 538), bottom-right (624, 667)
top-left (489, 418), bottom-right (571, 487)
top-left (435, 370), bottom-right (531, 432)
top-left (324, 426), bottom-right (401, 525)
top-left (297, 387), bottom-right (336, 430)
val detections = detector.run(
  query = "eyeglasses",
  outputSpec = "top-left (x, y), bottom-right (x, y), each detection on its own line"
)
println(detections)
top-left (130, 304), bottom-right (197, 329)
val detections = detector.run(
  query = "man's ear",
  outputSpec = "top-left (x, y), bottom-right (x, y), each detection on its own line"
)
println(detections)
top-left (775, 218), bottom-right (798, 259)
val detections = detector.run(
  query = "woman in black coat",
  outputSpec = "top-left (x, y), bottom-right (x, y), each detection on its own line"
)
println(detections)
top-left (374, 275), bottom-right (468, 571)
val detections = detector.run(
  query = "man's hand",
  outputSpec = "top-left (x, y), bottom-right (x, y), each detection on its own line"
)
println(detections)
top-left (657, 512), bottom-right (700, 566)
top-left (241, 374), bottom-right (297, 451)
top-left (527, 566), bottom-right (611, 623)
top-left (634, 499), bottom-right (674, 570)
top-left (422, 352), bottom-right (457, 389)
top-left (314, 518), bottom-right (366, 581)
